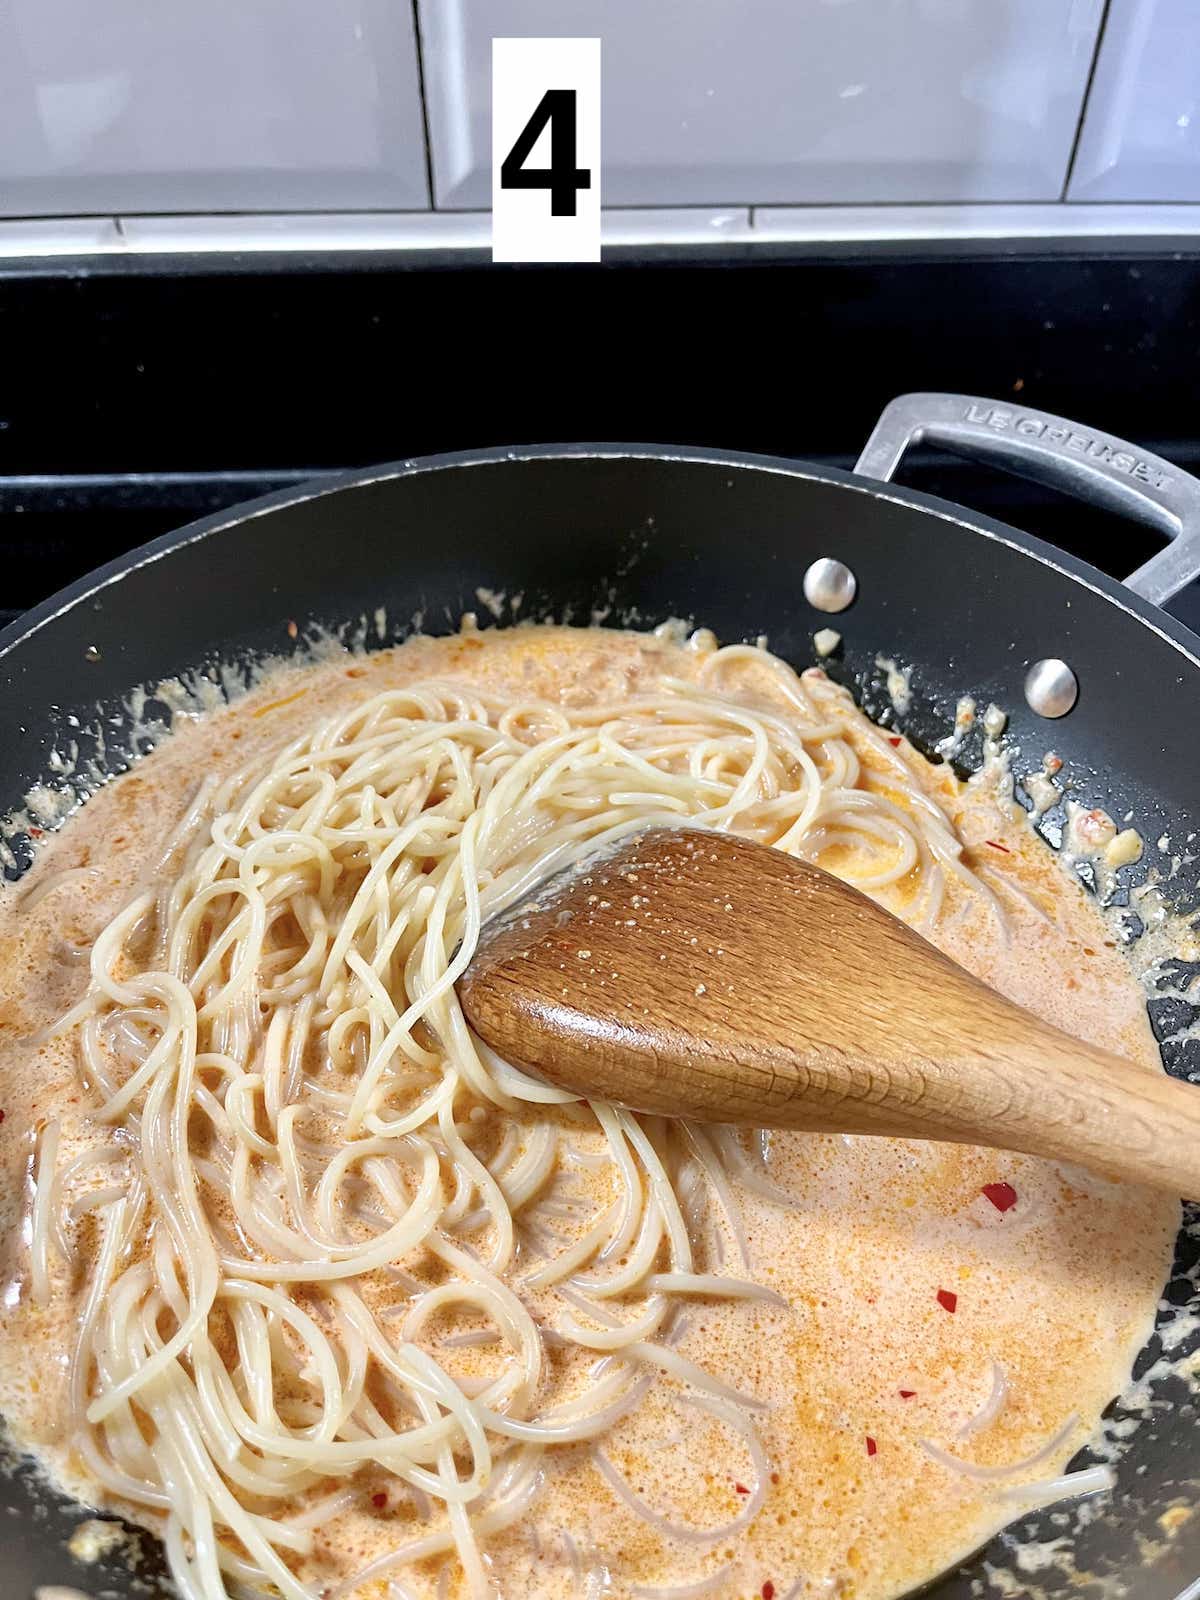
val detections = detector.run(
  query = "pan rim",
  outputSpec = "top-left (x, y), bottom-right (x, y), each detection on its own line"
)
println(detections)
top-left (2, 441), bottom-right (1198, 677)
top-left (2, 441), bottom-right (1199, 1598)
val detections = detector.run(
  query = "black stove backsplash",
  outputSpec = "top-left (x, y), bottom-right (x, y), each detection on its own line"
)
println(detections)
top-left (2, 246), bottom-right (1199, 636)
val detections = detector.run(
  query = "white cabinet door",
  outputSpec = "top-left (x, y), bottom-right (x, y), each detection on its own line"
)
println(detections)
top-left (420, 0), bottom-right (1105, 209)
top-left (0, 0), bottom-right (428, 216)
top-left (1068, 0), bottom-right (1200, 201)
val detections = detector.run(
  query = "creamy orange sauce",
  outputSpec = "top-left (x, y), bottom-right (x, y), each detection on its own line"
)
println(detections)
top-left (0, 625), bottom-right (1178, 1600)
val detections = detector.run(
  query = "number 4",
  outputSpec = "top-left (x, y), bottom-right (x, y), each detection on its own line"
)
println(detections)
top-left (499, 89), bottom-right (591, 218)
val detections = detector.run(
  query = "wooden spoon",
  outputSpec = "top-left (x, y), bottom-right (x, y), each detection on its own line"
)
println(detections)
top-left (458, 826), bottom-right (1200, 1195)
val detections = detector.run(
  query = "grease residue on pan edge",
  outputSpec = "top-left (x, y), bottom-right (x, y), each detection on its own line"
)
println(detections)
top-left (0, 624), bottom-right (1181, 1600)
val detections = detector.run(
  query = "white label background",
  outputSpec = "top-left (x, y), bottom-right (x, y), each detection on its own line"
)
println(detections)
top-left (492, 38), bottom-right (601, 263)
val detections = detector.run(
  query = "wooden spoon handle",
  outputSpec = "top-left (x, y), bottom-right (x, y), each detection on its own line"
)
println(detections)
top-left (915, 1019), bottom-right (1200, 1194)
top-left (635, 1006), bottom-right (1200, 1195)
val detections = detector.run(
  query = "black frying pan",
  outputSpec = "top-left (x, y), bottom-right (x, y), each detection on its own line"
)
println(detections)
top-left (4, 393), bottom-right (1200, 1600)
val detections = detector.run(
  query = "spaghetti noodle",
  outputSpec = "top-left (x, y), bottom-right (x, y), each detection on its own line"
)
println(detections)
top-left (2, 628), bottom-right (1174, 1600)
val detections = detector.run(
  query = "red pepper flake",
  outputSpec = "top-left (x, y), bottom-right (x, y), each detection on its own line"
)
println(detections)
top-left (936, 1288), bottom-right (958, 1314)
top-left (734, 1482), bottom-right (750, 1495)
top-left (981, 1181), bottom-right (1018, 1212)
top-left (887, 736), bottom-right (903, 747)
top-left (898, 1389), bottom-right (916, 1399)
top-left (28, 827), bottom-right (43, 838)
top-left (762, 1584), bottom-right (776, 1600)
top-left (371, 1491), bottom-right (388, 1508)
top-left (865, 1436), bottom-right (877, 1456)
top-left (984, 839), bottom-right (1011, 853)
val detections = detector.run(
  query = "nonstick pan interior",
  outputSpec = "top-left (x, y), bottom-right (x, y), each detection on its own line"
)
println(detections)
top-left (2, 447), bottom-right (1199, 1600)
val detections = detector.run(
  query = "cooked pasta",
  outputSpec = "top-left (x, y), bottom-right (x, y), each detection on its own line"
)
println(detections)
top-left (0, 626), bottom-right (1177, 1600)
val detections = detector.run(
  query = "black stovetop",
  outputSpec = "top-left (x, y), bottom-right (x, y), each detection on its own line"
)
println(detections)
top-left (2, 244), bottom-right (1199, 637)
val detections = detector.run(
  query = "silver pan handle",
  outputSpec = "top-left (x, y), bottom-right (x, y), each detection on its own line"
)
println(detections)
top-left (855, 392), bottom-right (1200, 608)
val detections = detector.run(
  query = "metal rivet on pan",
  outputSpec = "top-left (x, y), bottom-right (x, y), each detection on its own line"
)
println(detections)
top-left (1024, 658), bottom-right (1077, 718)
top-left (803, 557), bottom-right (857, 613)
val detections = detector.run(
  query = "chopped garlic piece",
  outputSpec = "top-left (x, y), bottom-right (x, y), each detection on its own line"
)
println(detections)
top-left (813, 628), bottom-right (841, 658)
top-left (1068, 803), bottom-right (1117, 851)
top-left (875, 654), bottom-right (912, 714)
top-left (982, 703), bottom-right (1008, 739)
top-left (935, 696), bottom-right (976, 760)
top-left (1159, 1504), bottom-right (1193, 1537)
top-left (1104, 828), bottom-right (1143, 869)
top-left (67, 1520), bottom-right (125, 1564)
top-left (1024, 771), bottom-right (1062, 818)
top-left (652, 618), bottom-right (690, 644)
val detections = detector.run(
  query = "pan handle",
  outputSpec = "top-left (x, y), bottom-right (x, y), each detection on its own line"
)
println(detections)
top-left (855, 392), bottom-right (1200, 608)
